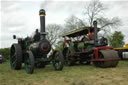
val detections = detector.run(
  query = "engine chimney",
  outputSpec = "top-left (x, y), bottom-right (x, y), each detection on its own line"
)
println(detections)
top-left (39, 9), bottom-right (47, 40)
top-left (93, 21), bottom-right (98, 46)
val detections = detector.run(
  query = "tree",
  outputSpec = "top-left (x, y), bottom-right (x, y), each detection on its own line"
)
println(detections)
top-left (64, 0), bottom-right (121, 37)
top-left (83, 0), bottom-right (105, 27)
top-left (64, 15), bottom-right (86, 32)
top-left (54, 41), bottom-right (64, 51)
top-left (83, 0), bottom-right (121, 36)
top-left (46, 24), bottom-right (62, 46)
top-left (109, 31), bottom-right (125, 48)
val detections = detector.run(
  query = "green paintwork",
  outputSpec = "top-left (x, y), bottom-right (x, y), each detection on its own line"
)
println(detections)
top-left (24, 56), bottom-right (29, 73)
top-left (69, 42), bottom-right (74, 49)
top-left (86, 45), bottom-right (93, 48)
top-left (78, 42), bottom-right (85, 49)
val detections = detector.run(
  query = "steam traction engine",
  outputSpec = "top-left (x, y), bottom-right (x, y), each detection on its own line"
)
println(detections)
top-left (62, 21), bottom-right (120, 67)
top-left (10, 9), bottom-right (64, 74)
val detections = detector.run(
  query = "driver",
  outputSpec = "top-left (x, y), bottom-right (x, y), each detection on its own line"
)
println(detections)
top-left (33, 29), bottom-right (40, 42)
top-left (81, 35), bottom-right (87, 42)
top-left (100, 37), bottom-right (108, 46)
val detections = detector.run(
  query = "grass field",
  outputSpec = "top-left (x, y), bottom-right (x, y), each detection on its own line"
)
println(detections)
top-left (0, 61), bottom-right (128, 85)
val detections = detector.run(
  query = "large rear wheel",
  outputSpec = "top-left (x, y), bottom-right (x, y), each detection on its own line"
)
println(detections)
top-left (10, 44), bottom-right (22, 70)
top-left (24, 51), bottom-right (34, 74)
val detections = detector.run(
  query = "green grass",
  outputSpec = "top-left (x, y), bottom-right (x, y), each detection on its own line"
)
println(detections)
top-left (0, 61), bottom-right (128, 85)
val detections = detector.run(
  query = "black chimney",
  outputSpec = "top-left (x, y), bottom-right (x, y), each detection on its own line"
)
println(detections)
top-left (39, 9), bottom-right (47, 40)
top-left (93, 21), bottom-right (98, 46)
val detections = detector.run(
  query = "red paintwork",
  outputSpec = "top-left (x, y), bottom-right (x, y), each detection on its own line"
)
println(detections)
top-left (91, 58), bottom-right (120, 61)
top-left (88, 29), bottom-right (95, 40)
top-left (64, 40), bottom-right (71, 43)
top-left (88, 30), bottom-right (91, 40)
top-left (41, 43), bottom-right (50, 52)
top-left (64, 39), bottom-right (71, 47)
top-left (94, 46), bottom-right (113, 59)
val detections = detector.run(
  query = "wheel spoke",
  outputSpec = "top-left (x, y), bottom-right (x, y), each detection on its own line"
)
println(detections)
top-left (12, 59), bottom-right (17, 66)
top-left (12, 53), bottom-right (16, 60)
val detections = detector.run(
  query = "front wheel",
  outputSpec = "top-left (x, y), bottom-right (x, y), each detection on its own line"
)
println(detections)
top-left (24, 51), bottom-right (34, 74)
top-left (52, 50), bottom-right (64, 71)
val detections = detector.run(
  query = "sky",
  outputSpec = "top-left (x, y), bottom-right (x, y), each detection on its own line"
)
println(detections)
top-left (0, 0), bottom-right (128, 48)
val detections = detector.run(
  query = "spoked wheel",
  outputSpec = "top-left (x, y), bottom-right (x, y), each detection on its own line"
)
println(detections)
top-left (24, 51), bottom-right (34, 74)
top-left (52, 50), bottom-right (64, 71)
top-left (10, 44), bottom-right (22, 70)
top-left (63, 48), bottom-right (75, 66)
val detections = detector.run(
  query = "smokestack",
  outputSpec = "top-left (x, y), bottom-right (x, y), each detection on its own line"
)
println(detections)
top-left (93, 21), bottom-right (98, 46)
top-left (39, 9), bottom-right (46, 39)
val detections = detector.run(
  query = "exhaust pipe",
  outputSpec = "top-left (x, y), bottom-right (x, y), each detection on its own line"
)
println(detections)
top-left (93, 21), bottom-right (98, 46)
top-left (39, 9), bottom-right (47, 40)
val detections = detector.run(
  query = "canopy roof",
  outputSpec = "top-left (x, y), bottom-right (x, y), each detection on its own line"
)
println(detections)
top-left (61, 26), bottom-right (100, 37)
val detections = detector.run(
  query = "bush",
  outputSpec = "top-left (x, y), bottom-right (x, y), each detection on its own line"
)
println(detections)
top-left (0, 48), bottom-right (10, 59)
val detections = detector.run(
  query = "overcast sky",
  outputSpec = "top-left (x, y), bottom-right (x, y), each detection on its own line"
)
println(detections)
top-left (0, 0), bottom-right (128, 48)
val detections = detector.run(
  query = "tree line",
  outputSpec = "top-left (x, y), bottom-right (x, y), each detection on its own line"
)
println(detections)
top-left (0, 48), bottom-right (10, 59)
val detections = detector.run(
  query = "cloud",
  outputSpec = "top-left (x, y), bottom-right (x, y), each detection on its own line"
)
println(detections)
top-left (40, 1), bottom-right (84, 15)
top-left (1, 1), bottom-right (22, 13)
top-left (1, 0), bottom-right (128, 48)
top-left (1, 1), bottom-right (40, 48)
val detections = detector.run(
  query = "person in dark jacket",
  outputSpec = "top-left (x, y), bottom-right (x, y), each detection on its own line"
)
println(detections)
top-left (33, 29), bottom-right (40, 42)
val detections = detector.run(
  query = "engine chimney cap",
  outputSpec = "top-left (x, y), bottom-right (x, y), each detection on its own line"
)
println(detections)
top-left (39, 9), bottom-right (45, 15)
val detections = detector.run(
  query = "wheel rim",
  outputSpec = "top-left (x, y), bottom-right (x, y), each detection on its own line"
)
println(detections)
top-left (10, 46), bottom-right (16, 69)
top-left (24, 56), bottom-right (30, 73)
top-left (24, 52), bottom-right (34, 74)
